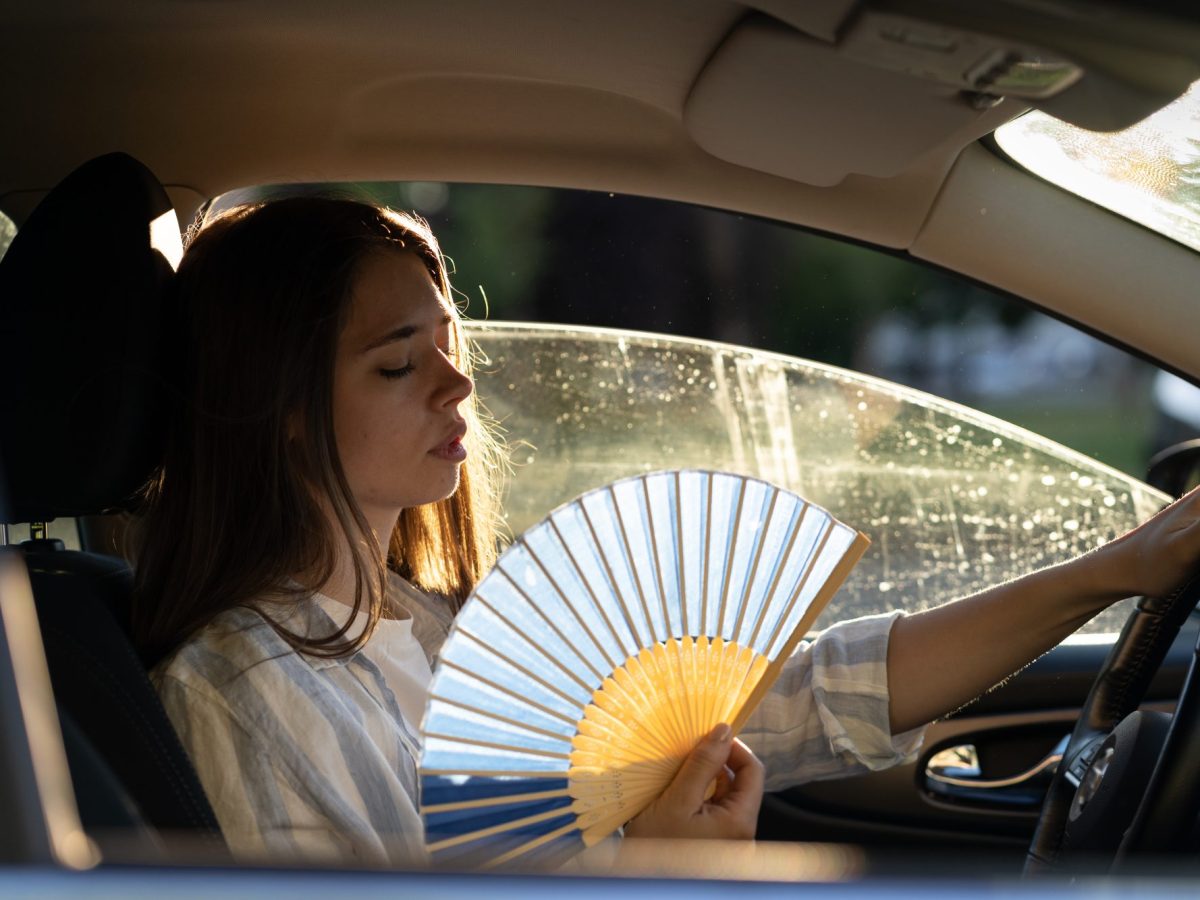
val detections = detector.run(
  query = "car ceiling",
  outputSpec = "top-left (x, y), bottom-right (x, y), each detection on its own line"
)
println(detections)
top-left (1, 0), bottom-right (1198, 378)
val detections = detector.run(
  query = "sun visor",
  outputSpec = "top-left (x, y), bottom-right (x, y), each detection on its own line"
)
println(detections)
top-left (684, 17), bottom-right (989, 187)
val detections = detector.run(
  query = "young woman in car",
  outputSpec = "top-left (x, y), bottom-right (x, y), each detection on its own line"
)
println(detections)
top-left (133, 196), bottom-right (1200, 866)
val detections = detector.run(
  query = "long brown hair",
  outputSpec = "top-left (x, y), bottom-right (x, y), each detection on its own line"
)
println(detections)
top-left (131, 197), bottom-right (504, 662)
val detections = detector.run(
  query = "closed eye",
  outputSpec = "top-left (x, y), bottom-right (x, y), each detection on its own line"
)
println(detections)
top-left (379, 364), bottom-right (415, 379)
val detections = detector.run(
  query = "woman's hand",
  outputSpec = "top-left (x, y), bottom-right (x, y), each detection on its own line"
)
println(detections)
top-left (886, 484), bottom-right (1200, 734)
top-left (1093, 484), bottom-right (1200, 600)
top-left (623, 724), bottom-right (764, 842)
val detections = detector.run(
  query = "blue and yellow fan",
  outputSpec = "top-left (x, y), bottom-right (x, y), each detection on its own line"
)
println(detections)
top-left (418, 470), bottom-right (868, 868)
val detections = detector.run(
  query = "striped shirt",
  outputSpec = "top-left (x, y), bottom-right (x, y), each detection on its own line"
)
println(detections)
top-left (153, 572), bottom-right (924, 865)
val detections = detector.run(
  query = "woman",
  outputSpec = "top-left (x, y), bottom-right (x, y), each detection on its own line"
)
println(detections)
top-left (134, 196), bottom-right (1200, 865)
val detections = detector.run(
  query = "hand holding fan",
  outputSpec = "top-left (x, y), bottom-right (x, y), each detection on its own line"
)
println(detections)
top-left (419, 470), bottom-right (869, 867)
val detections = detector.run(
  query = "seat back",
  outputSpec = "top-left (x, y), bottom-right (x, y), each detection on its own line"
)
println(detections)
top-left (0, 154), bottom-right (224, 849)
top-left (25, 546), bottom-right (223, 844)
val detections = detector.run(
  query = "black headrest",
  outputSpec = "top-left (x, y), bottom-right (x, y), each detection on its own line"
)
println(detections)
top-left (0, 153), bottom-right (181, 523)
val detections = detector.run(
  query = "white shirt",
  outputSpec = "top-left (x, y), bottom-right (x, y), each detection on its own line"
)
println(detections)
top-left (314, 593), bottom-right (431, 735)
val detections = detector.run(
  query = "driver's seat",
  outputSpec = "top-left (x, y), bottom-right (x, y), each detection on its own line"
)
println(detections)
top-left (0, 153), bottom-right (225, 852)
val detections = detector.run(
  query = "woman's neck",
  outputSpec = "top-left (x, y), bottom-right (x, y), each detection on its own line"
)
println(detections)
top-left (313, 512), bottom-right (399, 609)
top-left (314, 561), bottom-right (359, 609)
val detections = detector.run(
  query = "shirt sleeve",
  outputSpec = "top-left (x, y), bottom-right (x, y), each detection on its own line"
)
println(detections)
top-left (739, 611), bottom-right (926, 792)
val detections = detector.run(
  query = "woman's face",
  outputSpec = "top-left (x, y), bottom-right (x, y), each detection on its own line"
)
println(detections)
top-left (332, 249), bottom-right (473, 535)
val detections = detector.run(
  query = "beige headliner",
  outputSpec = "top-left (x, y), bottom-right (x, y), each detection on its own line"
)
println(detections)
top-left (1, 0), bottom-right (1196, 376)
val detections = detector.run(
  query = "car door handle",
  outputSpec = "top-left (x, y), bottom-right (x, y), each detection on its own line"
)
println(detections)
top-left (923, 735), bottom-right (1067, 809)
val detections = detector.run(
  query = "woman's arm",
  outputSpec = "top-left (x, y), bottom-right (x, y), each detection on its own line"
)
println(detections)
top-left (887, 485), bottom-right (1200, 734)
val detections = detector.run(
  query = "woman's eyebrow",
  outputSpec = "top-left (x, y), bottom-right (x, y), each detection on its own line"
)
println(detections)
top-left (360, 311), bottom-right (453, 354)
top-left (361, 324), bottom-right (419, 354)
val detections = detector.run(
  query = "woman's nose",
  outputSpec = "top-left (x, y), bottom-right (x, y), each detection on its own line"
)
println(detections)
top-left (438, 352), bottom-right (474, 407)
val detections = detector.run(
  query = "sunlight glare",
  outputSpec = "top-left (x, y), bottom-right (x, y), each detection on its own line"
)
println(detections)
top-left (995, 80), bottom-right (1200, 252)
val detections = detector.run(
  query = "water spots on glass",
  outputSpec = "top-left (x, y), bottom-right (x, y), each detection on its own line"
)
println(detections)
top-left (467, 324), bottom-right (1169, 635)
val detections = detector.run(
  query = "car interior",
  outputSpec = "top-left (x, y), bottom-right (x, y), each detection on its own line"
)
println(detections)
top-left (2, 0), bottom-right (1200, 888)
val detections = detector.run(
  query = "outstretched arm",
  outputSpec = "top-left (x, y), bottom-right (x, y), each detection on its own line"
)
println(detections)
top-left (886, 485), bottom-right (1200, 735)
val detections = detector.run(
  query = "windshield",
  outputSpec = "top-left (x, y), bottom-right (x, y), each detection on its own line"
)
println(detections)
top-left (995, 80), bottom-right (1200, 252)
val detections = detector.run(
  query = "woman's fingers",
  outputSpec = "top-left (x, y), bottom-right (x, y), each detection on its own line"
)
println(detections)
top-left (715, 738), bottom-right (765, 820)
top-left (1112, 484), bottom-right (1200, 598)
top-left (660, 723), bottom-right (734, 810)
top-left (623, 724), bottom-right (764, 842)
top-left (709, 765), bottom-right (734, 803)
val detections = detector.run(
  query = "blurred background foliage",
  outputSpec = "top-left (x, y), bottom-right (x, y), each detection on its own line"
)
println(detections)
top-left (214, 181), bottom-right (1194, 480)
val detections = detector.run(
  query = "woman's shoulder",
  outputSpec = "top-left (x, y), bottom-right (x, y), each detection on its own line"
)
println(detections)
top-left (151, 599), bottom-right (379, 780)
top-left (152, 597), bottom-right (342, 694)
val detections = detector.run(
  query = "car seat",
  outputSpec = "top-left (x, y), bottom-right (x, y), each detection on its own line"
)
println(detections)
top-left (0, 153), bottom-right (225, 854)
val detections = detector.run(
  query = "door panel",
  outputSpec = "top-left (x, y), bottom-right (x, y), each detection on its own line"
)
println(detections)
top-left (756, 615), bottom-right (1198, 853)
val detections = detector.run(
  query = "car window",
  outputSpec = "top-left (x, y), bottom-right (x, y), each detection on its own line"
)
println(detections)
top-left (2, 521), bottom-right (81, 551)
top-left (468, 323), bottom-right (1164, 635)
top-left (212, 183), bottom-right (1188, 635)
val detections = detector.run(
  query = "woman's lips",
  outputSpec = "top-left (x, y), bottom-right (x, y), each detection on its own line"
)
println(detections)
top-left (430, 433), bottom-right (467, 462)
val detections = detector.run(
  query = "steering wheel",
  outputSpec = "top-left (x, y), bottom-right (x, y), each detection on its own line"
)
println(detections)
top-left (1025, 569), bottom-right (1200, 873)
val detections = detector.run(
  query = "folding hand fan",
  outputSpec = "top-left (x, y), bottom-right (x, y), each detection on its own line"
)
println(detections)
top-left (418, 470), bottom-right (869, 868)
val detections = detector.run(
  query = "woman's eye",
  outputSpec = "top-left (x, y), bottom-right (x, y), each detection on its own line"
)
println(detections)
top-left (379, 364), bottom-right (415, 380)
